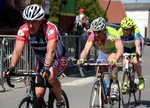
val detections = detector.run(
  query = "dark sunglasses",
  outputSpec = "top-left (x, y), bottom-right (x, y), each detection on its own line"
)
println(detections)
top-left (94, 30), bottom-right (103, 34)
top-left (122, 28), bottom-right (132, 30)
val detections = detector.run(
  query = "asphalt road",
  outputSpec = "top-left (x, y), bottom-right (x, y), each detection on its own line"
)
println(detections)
top-left (0, 46), bottom-right (150, 108)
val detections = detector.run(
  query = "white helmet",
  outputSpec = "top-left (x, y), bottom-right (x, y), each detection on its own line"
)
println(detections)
top-left (90, 17), bottom-right (106, 31)
top-left (23, 4), bottom-right (45, 21)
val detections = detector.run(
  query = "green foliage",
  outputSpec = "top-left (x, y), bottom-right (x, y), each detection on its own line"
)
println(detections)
top-left (34, 0), bottom-right (61, 26)
top-left (34, 0), bottom-right (107, 27)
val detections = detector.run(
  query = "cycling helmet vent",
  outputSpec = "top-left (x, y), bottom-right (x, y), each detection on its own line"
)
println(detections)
top-left (90, 17), bottom-right (106, 32)
top-left (23, 4), bottom-right (45, 21)
top-left (121, 17), bottom-right (134, 29)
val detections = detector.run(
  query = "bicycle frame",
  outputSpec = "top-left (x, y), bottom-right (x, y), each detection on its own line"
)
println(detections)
top-left (84, 62), bottom-right (120, 108)
top-left (122, 53), bottom-right (136, 86)
top-left (123, 53), bottom-right (133, 72)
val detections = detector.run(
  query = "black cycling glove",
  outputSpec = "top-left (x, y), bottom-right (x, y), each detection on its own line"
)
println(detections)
top-left (5, 66), bottom-right (15, 76)
top-left (41, 66), bottom-right (50, 76)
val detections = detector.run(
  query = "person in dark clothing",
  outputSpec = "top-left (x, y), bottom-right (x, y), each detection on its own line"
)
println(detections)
top-left (75, 15), bottom-right (91, 36)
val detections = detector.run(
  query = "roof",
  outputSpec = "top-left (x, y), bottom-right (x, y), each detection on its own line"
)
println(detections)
top-left (123, 3), bottom-right (150, 11)
top-left (99, 0), bottom-right (126, 24)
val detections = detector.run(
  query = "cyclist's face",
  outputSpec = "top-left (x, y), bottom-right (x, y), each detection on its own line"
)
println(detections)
top-left (122, 28), bottom-right (132, 36)
top-left (94, 28), bottom-right (107, 40)
top-left (26, 20), bottom-right (42, 34)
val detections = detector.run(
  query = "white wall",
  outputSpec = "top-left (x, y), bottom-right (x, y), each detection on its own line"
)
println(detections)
top-left (126, 11), bottom-right (148, 37)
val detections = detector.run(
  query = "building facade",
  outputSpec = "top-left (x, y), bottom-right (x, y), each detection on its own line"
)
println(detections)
top-left (123, 2), bottom-right (150, 38)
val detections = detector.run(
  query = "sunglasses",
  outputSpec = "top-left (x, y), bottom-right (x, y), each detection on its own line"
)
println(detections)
top-left (122, 28), bottom-right (132, 30)
top-left (94, 30), bottom-right (103, 34)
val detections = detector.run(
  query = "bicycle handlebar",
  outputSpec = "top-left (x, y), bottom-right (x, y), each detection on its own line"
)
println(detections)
top-left (123, 53), bottom-right (139, 60)
top-left (81, 62), bottom-right (116, 77)
top-left (6, 72), bottom-right (41, 88)
top-left (83, 62), bottom-right (109, 66)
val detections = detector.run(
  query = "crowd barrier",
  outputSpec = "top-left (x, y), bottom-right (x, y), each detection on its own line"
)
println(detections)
top-left (0, 34), bottom-right (98, 90)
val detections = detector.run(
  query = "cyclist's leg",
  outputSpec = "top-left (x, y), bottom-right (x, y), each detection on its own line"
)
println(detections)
top-left (35, 76), bottom-right (47, 107)
top-left (107, 53), bottom-right (119, 98)
top-left (48, 67), bottom-right (62, 101)
top-left (130, 57), bottom-right (145, 90)
top-left (96, 50), bottom-right (109, 78)
top-left (107, 53), bottom-right (118, 82)
top-left (48, 56), bottom-right (68, 107)
top-left (122, 58), bottom-right (129, 93)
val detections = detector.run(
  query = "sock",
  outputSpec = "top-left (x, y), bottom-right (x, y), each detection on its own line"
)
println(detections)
top-left (124, 82), bottom-right (128, 85)
top-left (57, 99), bottom-right (64, 103)
top-left (139, 76), bottom-right (143, 79)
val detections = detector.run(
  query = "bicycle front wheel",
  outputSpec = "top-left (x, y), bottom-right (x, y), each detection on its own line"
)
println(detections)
top-left (89, 80), bottom-right (108, 108)
top-left (133, 72), bottom-right (141, 104)
top-left (61, 89), bottom-right (70, 108)
top-left (18, 97), bottom-right (39, 108)
top-left (120, 70), bottom-right (131, 108)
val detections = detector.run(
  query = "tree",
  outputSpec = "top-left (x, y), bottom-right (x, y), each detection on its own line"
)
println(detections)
top-left (34, 0), bottom-right (107, 28)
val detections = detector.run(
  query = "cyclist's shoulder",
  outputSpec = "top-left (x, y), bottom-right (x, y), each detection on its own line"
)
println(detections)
top-left (106, 26), bottom-right (117, 31)
top-left (17, 23), bottom-right (29, 36)
top-left (131, 26), bottom-right (141, 39)
top-left (106, 26), bottom-right (120, 39)
top-left (117, 27), bottom-right (122, 33)
top-left (133, 26), bottom-right (140, 32)
top-left (18, 23), bottom-right (28, 30)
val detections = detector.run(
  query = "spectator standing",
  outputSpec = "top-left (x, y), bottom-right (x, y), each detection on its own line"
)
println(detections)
top-left (75, 8), bottom-right (89, 27)
top-left (75, 15), bottom-right (92, 36)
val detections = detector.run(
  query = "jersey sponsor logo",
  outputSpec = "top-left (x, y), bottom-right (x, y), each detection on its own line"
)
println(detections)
top-left (18, 30), bottom-right (24, 36)
top-left (31, 36), bottom-right (36, 41)
top-left (47, 30), bottom-right (54, 37)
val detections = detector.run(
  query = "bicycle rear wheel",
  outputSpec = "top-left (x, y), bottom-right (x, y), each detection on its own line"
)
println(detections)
top-left (18, 97), bottom-right (39, 108)
top-left (89, 80), bottom-right (108, 108)
top-left (120, 70), bottom-right (131, 108)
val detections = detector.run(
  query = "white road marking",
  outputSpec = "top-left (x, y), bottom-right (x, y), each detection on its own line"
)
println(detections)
top-left (62, 77), bottom-right (95, 86)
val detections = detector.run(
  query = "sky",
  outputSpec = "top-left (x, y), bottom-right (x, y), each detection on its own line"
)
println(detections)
top-left (122, 0), bottom-right (150, 3)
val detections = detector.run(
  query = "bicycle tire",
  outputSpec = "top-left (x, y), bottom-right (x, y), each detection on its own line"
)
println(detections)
top-left (48, 89), bottom-right (70, 108)
top-left (132, 72), bottom-right (141, 104)
top-left (61, 89), bottom-right (70, 108)
top-left (18, 96), bottom-right (39, 108)
top-left (89, 80), bottom-right (107, 108)
top-left (120, 70), bottom-right (131, 108)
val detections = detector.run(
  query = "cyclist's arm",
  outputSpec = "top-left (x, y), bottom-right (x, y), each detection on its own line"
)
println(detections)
top-left (135, 38), bottom-right (141, 55)
top-left (44, 39), bottom-right (57, 67)
top-left (10, 40), bottom-right (25, 67)
top-left (114, 38), bottom-right (123, 61)
top-left (134, 27), bottom-right (141, 56)
top-left (80, 41), bottom-right (93, 59)
top-left (44, 25), bottom-right (58, 67)
top-left (80, 33), bottom-right (94, 59)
